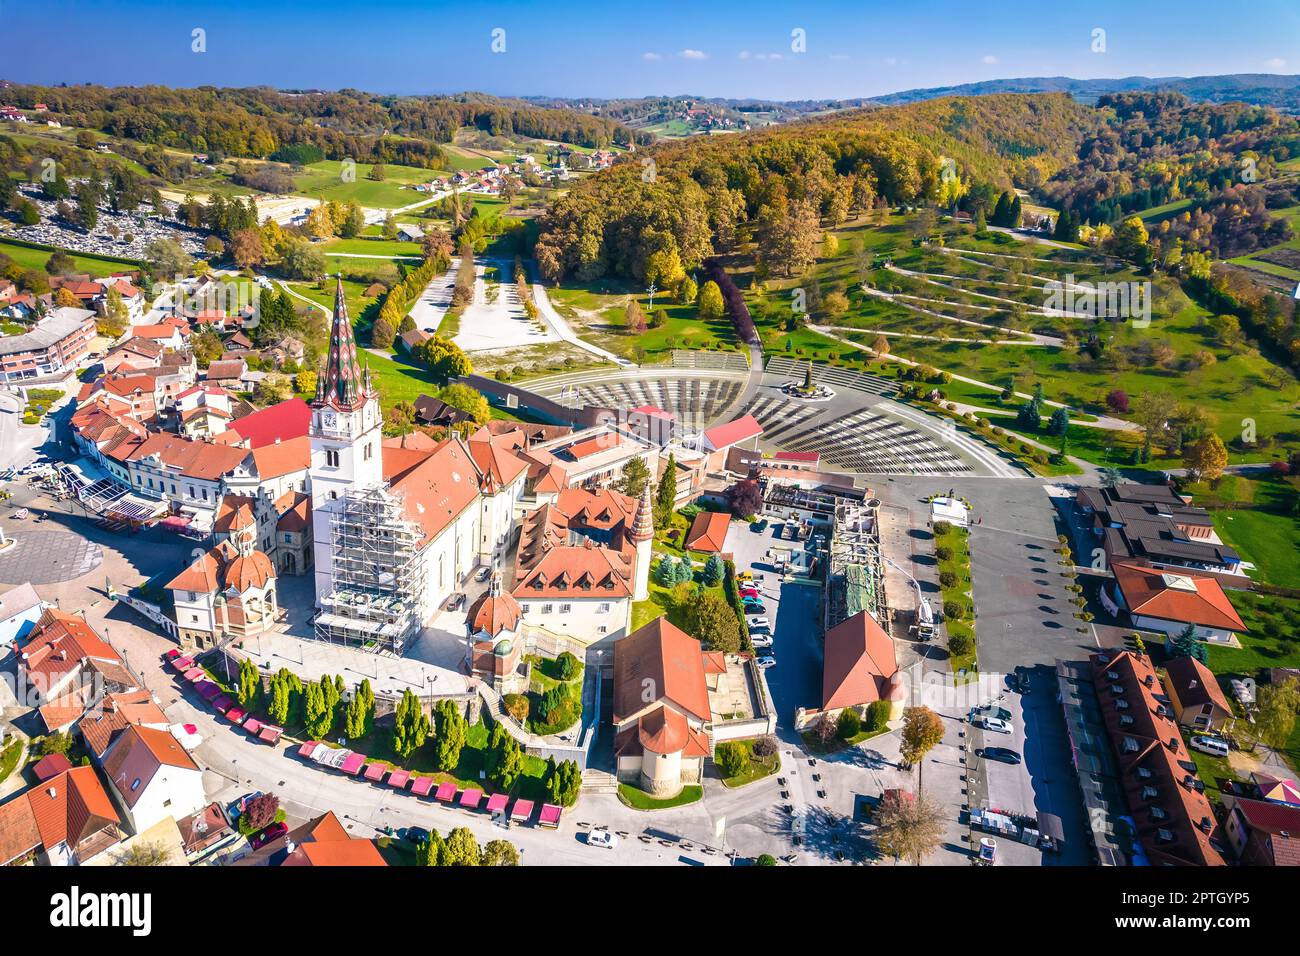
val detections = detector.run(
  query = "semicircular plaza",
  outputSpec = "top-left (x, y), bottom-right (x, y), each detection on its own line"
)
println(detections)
top-left (520, 352), bottom-right (1022, 478)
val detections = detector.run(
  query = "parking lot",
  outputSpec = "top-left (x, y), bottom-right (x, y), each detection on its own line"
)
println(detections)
top-left (723, 519), bottom-right (823, 736)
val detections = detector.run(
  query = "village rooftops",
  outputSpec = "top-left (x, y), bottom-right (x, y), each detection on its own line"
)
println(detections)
top-left (1112, 562), bottom-right (1246, 632)
top-left (0, 307), bottom-right (95, 356)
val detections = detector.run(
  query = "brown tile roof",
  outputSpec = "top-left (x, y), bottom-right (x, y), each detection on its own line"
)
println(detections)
top-left (1230, 798), bottom-right (1300, 866)
top-left (20, 609), bottom-right (125, 694)
top-left (684, 510), bottom-right (730, 553)
top-left (206, 359), bottom-right (246, 380)
top-left (1163, 656), bottom-right (1232, 716)
top-left (466, 427), bottom-right (529, 489)
top-left (166, 540), bottom-right (274, 594)
top-left (822, 610), bottom-right (899, 711)
top-left (1112, 562), bottom-right (1246, 631)
top-left (384, 437), bottom-right (483, 547)
top-left (102, 724), bottom-right (200, 809)
top-left (1090, 651), bottom-right (1226, 866)
top-left (214, 495), bottom-right (257, 534)
top-left (79, 691), bottom-right (168, 758)
top-left (275, 491), bottom-right (312, 534)
top-left (613, 618), bottom-right (711, 725)
top-left (0, 796), bottom-right (42, 866)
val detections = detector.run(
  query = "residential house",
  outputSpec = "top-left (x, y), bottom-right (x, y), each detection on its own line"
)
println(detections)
top-left (18, 609), bottom-right (138, 732)
top-left (100, 724), bottom-right (206, 835)
top-left (1108, 561), bottom-right (1247, 644)
top-left (0, 766), bottom-right (125, 866)
top-left (684, 510), bottom-right (731, 553)
top-left (0, 581), bottom-right (49, 647)
top-left (0, 307), bottom-right (97, 384)
top-left (1221, 795), bottom-right (1300, 866)
top-left (1162, 655), bottom-right (1233, 731)
top-left (233, 810), bottom-right (386, 866)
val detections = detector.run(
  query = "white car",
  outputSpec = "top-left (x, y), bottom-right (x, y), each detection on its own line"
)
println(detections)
top-left (751, 634), bottom-right (773, 648)
top-left (756, 656), bottom-right (777, 669)
top-left (749, 618), bottom-right (770, 631)
top-left (587, 828), bottom-right (619, 849)
top-left (976, 716), bottom-right (1013, 734)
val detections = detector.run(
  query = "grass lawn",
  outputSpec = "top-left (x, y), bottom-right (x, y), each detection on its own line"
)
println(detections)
top-left (525, 654), bottom-right (584, 736)
top-left (546, 277), bottom-right (741, 362)
top-left (292, 159), bottom-right (440, 208)
top-left (934, 521), bottom-right (977, 672)
top-left (0, 238), bottom-right (142, 276)
top-left (800, 725), bottom-right (888, 755)
top-left (617, 783), bottom-right (703, 810)
top-left (0, 739), bottom-right (23, 784)
top-left (321, 237), bottom-right (423, 257)
top-left (1205, 591), bottom-right (1300, 680)
top-left (716, 738), bottom-right (779, 787)
top-left (1200, 477), bottom-right (1300, 590)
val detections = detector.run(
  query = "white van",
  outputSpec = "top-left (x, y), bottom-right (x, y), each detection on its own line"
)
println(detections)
top-left (1190, 735), bottom-right (1230, 758)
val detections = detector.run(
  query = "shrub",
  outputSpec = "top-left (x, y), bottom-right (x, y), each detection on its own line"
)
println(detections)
top-left (865, 700), bottom-right (892, 732)
top-left (715, 741), bottom-right (751, 779)
top-left (943, 599), bottom-right (966, 619)
top-left (837, 708), bottom-right (862, 740)
top-left (939, 570), bottom-right (957, 588)
top-left (554, 651), bottom-right (581, 682)
top-left (504, 693), bottom-right (530, 723)
top-left (932, 521), bottom-right (951, 536)
top-left (935, 546), bottom-right (953, 561)
top-left (752, 735), bottom-right (779, 759)
top-left (948, 631), bottom-right (975, 658)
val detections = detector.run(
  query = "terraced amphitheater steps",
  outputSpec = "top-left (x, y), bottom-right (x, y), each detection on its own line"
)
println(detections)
top-left (762, 356), bottom-right (897, 397)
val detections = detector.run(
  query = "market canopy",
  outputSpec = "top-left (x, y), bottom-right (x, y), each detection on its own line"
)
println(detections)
top-left (410, 777), bottom-right (434, 797)
top-left (485, 793), bottom-right (508, 815)
top-left (195, 681), bottom-right (222, 701)
top-left (510, 799), bottom-right (534, 822)
top-left (340, 752), bottom-right (366, 775)
top-left (388, 769), bottom-right (411, 789)
top-left (363, 763), bottom-right (387, 783)
top-left (211, 695), bottom-right (234, 712)
top-left (183, 668), bottom-right (204, 682)
top-left (459, 788), bottom-right (483, 809)
top-left (297, 741), bottom-right (321, 758)
top-left (258, 725), bottom-right (283, 744)
top-left (225, 706), bottom-right (246, 723)
top-left (538, 804), bottom-right (563, 827)
top-left (243, 717), bottom-right (265, 736)
top-left (435, 782), bottom-right (457, 802)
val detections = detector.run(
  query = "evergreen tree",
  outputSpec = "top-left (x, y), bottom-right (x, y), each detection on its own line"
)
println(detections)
top-left (654, 452), bottom-right (677, 530)
top-left (1047, 407), bottom-right (1070, 437)
top-left (392, 689), bottom-right (430, 761)
top-left (433, 699), bottom-right (468, 772)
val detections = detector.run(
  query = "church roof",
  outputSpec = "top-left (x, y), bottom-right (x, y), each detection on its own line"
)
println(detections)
top-left (314, 276), bottom-right (370, 412)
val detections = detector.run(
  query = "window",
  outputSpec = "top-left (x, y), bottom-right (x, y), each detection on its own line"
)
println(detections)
top-left (520, 604), bottom-right (530, 614)
top-left (542, 604), bottom-right (553, 614)
top-left (598, 626), bottom-right (608, 634)
top-left (329, 491), bottom-right (338, 501)
top-left (598, 603), bottom-right (611, 613)
top-left (560, 603), bottom-right (572, 614)
top-left (130, 779), bottom-right (141, 792)
top-left (364, 443), bottom-right (372, 462)
top-left (284, 533), bottom-right (292, 543)
top-left (326, 449), bottom-right (340, 468)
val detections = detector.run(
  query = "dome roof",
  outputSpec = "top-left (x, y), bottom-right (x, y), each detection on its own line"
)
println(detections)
top-left (466, 582), bottom-right (521, 638)
top-left (224, 550), bottom-right (275, 591)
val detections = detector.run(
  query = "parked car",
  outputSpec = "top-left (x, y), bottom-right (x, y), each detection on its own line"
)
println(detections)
top-left (971, 705), bottom-right (1013, 723)
top-left (399, 826), bottom-right (431, 845)
top-left (981, 747), bottom-right (1022, 765)
top-left (587, 828), bottom-right (619, 849)
top-left (446, 592), bottom-right (466, 611)
top-left (749, 618), bottom-right (770, 630)
top-left (751, 634), bottom-right (773, 648)
top-left (1190, 735), bottom-right (1231, 758)
top-left (745, 604), bottom-right (767, 616)
top-left (755, 656), bottom-right (777, 669)
top-left (738, 570), bottom-right (754, 582)
top-left (752, 518), bottom-right (768, 532)
top-left (739, 588), bottom-right (761, 600)
top-left (475, 567), bottom-right (491, 582)
top-left (975, 716), bottom-right (1013, 734)
top-left (249, 821), bottom-right (288, 850)
top-left (227, 791), bottom-right (263, 822)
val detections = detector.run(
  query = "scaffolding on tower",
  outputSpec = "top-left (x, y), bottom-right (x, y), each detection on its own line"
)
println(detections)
top-left (313, 484), bottom-right (427, 655)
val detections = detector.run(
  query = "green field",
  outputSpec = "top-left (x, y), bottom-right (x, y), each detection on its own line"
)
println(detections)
top-left (292, 159), bottom-right (441, 208)
top-left (321, 237), bottom-right (423, 258)
top-left (0, 239), bottom-right (142, 276)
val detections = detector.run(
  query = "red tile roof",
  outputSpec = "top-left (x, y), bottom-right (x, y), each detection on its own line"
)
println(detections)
top-left (1163, 656), bottom-right (1232, 716)
top-left (227, 399), bottom-right (311, 449)
top-left (250, 435), bottom-right (311, 479)
top-left (1112, 562), bottom-right (1246, 631)
top-left (703, 414), bottom-right (763, 450)
top-left (102, 724), bottom-right (200, 809)
top-left (27, 765), bottom-right (121, 856)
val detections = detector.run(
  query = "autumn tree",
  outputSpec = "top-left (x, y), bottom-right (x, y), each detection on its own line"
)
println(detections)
top-left (697, 280), bottom-right (725, 321)
top-left (482, 839), bottom-right (520, 866)
top-left (1183, 433), bottom-right (1227, 481)
top-left (231, 227), bottom-right (266, 269)
top-left (872, 789), bottom-right (946, 865)
top-left (899, 706), bottom-right (945, 777)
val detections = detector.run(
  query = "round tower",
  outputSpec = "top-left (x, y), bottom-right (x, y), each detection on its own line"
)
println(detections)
top-left (631, 480), bottom-right (655, 602)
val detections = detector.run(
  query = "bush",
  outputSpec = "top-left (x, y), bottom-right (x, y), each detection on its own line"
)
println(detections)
top-left (554, 651), bottom-right (581, 682)
top-left (715, 741), bottom-right (751, 779)
top-left (752, 735), bottom-right (779, 759)
top-left (939, 570), bottom-right (958, 588)
top-left (948, 631), bottom-right (975, 658)
top-left (865, 700), bottom-right (891, 732)
top-left (935, 546), bottom-right (953, 561)
top-left (932, 521), bottom-right (952, 536)
top-left (504, 693), bottom-right (530, 723)
top-left (837, 708), bottom-right (861, 740)
top-left (943, 599), bottom-right (966, 619)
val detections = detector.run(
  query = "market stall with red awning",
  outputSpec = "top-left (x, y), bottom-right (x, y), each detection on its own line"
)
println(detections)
top-left (459, 788), bottom-right (483, 810)
top-left (363, 763), bottom-right (387, 783)
top-left (388, 769), bottom-right (411, 789)
top-left (510, 799), bottom-right (534, 823)
top-left (410, 777), bottom-right (434, 797)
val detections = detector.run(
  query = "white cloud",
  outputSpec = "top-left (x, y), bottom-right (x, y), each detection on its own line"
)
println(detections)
top-left (738, 50), bottom-right (751, 60)
top-left (1264, 57), bottom-right (1287, 69)
top-left (982, 54), bottom-right (1000, 65)
top-left (678, 49), bottom-right (708, 60)
top-left (642, 52), bottom-right (662, 61)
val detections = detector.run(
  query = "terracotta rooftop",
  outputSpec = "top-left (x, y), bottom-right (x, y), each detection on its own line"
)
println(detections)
top-left (822, 610), bottom-right (900, 711)
top-left (684, 510), bottom-right (731, 553)
top-left (613, 618), bottom-right (712, 725)
top-left (1112, 562), bottom-right (1246, 632)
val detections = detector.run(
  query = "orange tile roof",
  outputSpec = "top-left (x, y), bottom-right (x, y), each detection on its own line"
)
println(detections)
top-left (214, 495), bottom-right (257, 533)
top-left (250, 435), bottom-right (311, 480)
top-left (822, 610), bottom-right (899, 711)
top-left (614, 618), bottom-right (712, 724)
top-left (1112, 562), bottom-right (1246, 631)
top-left (20, 610), bottom-right (125, 694)
top-left (684, 510), bottom-right (731, 553)
top-left (0, 794), bottom-right (42, 865)
top-left (1163, 656), bottom-right (1232, 715)
top-left (385, 437), bottom-right (483, 547)
top-left (27, 765), bottom-right (121, 855)
top-left (80, 691), bottom-right (168, 758)
top-left (275, 491), bottom-right (312, 534)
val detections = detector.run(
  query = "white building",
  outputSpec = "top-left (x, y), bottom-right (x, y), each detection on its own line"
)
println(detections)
top-left (101, 724), bottom-right (206, 835)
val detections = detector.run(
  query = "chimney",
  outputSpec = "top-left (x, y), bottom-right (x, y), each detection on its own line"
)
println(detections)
top-left (1189, 678), bottom-right (1198, 689)
top-left (47, 787), bottom-right (57, 798)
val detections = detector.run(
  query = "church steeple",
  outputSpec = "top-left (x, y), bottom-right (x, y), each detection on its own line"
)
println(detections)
top-left (316, 275), bottom-right (366, 411)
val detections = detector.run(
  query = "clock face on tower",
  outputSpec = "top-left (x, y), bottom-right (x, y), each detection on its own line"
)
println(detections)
top-left (321, 410), bottom-right (338, 430)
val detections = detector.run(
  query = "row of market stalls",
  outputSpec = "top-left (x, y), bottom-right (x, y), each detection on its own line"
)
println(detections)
top-left (294, 740), bottom-right (563, 829)
top-left (54, 458), bottom-right (169, 532)
top-left (165, 649), bottom-right (285, 745)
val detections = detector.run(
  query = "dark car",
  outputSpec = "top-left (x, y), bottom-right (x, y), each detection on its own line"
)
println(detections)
top-left (744, 604), bottom-right (767, 616)
top-left (446, 592), bottom-right (466, 611)
top-left (399, 826), bottom-right (431, 845)
top-left (981, 747), bottom-right (1022, 765)
top-left (249, 821), bottom-right (288, 849)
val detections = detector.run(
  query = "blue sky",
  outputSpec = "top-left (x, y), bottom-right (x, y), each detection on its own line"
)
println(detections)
top-left (6, 0), bottom-right (1298, 100)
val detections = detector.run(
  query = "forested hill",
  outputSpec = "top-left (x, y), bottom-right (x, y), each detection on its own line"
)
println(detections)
top-left (870, 74), bottom-right (1300, 110)
top-left (0, 85), bottom-right (644, 168)
top-left (534, 93), bottom-right (1100, 283)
